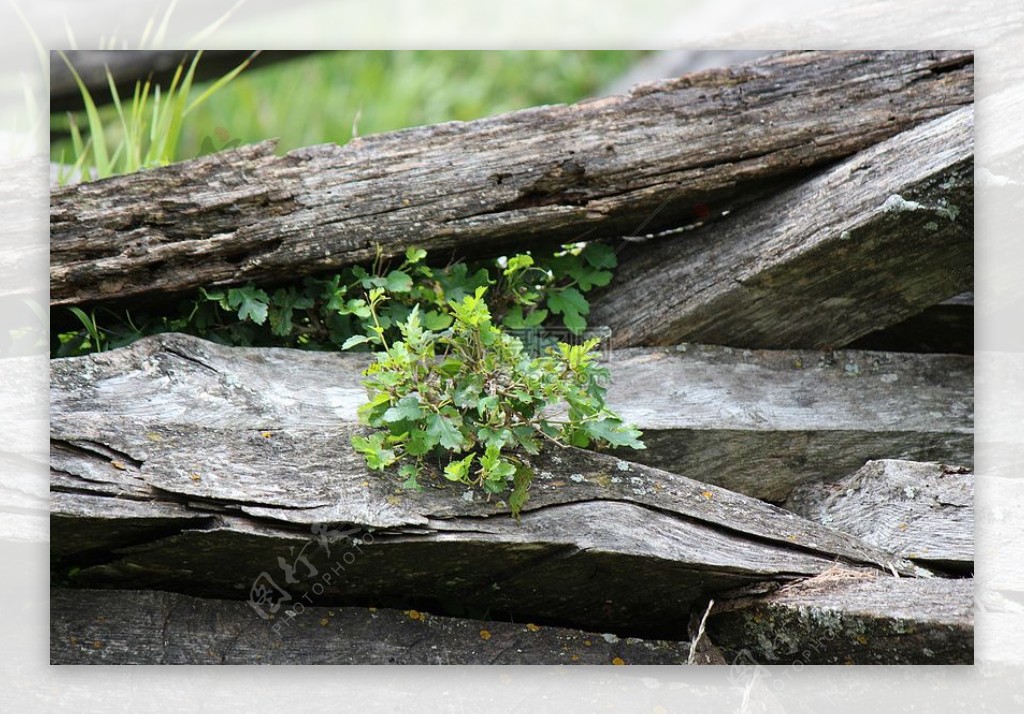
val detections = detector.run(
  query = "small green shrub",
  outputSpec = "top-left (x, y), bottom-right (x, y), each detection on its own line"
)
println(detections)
top-left (54, 243), bottom-right (618, 358)
top-left (350, 285), bottom-right (644, 519)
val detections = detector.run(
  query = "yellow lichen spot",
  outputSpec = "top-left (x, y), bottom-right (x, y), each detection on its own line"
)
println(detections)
top-left (261, 431), bottom-right (273, 439)
top-left (386, 495), bottom-right (402, 506)
top-left (898, 523), bottom-right (909, 531)
top-left (570, 654), bottom-right (580, 661)
top-left (146, 432), bottom-right (163, 442)
top-left (701, 490), bottom-right (714, 500)
top-left (69, 636), bottom-right (78, 645)
top-left (855, 635), bottom-right (868, 645)
top-left (612, 657), bottom-right (626, 665)
top-left (368, 607), bottom-right (377, 613)
top-left (92, 640), bottom-right (103, 649)
top-left (189, 472), bottom-right (201, 482)
top-left (653, 482), bottom-right (664, 493)
top-left (110, 460), bottom-right (126, 470)
top-left (362, 481), bottom-right (371, 488)
top-left (526, 623), bottom-right (541, 632)
top-left (583, 639), bottom-right (592, 647)
top-left (480, 629), bottom-right (492, 641)
top-left (320, 618), bottom-right (329, 626)
top-left (407, 610), bottom-right (423, 621)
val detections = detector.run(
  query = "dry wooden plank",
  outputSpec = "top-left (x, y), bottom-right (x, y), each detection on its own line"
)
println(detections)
top-left (50, 588), bottom-right (689, 665)
top-left (589, 106), bottom-right (973, 350)
top-left (785, 460), bottom-right (973, 573)
top-left (708, 568), bottom-right (973, 664)
top-left (51, 339), bottom-right (929, 638)
top-left (52, 333), bottom-right (971, 504)
top-left (50, 51), bottom-right (972, 310)
top-left (848, 291), bottom-right (972, 354)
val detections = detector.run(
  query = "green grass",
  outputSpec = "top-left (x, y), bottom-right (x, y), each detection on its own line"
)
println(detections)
top-left (52, 50), bottom-right (647, 165)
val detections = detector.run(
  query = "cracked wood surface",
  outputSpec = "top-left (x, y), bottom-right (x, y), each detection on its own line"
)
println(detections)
top-left (51, 336), bottom-right (929, 637)
top-left (785, 459), bottom-right (973, 574)
top-left (50, 588), bottom-right (690, 665)
top-left (50, 50), bottom-right (972, 310)
top-left (588, 105), bottom-right (973, 349)
top-left (51, 333), bottom-right (972, 504)
top-left (708, 568), bottom-right (973, 664)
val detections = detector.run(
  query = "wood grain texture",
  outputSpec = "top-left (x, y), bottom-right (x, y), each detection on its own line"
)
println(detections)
top-left (708, 568), bottom-right (973, 664)
top-left (785, 459), bottom-right (973, 573)
top-left (51, 336), bottom-right (930, 638)
top-left (50, 51), bottom-right (972, 309)
top-left (51, 333), bottom-right (973, 504)
top-left (50, 588), bottom-right (690, 665)
top-left (588, 106), bottom-right (973, 349)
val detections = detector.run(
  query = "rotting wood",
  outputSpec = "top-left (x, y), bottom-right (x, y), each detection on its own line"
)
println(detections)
top-left (707, 567), bottom-right (973, 665)
top-left (51, 333), bottom-right (973, 503)
top-left (588, 106), bottom-right (973, 350)
top-left (51, 340), bottom-right (930, 638)
top-left (50, 51), bottom-right (972, 311)
top-left (785, 459), bottom-right (973, 574)
top-left (49, 588), bottom-right (690, 665)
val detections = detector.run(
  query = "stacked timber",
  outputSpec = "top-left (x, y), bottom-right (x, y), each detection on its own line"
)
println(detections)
top-left (49, 50), bottom-right (974, 664)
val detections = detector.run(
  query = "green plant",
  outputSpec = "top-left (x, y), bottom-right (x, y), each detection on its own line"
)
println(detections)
top-left (350, 285), bottom-right (644, 519)
top-left (53, 243), bottom-right (620, 358)
top-left (53, 49), bottom-right (254, 185)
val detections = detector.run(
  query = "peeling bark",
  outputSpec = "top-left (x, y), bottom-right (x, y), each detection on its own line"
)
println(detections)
top-left (51, 334), bottom-right (973, 504)
top-left (785, 459), bottom-right (973, 574)
top-left (50, 51), bottom-right (972, 310)
top-left (51, 337), bottom-right (929, 639)
top-left (588, 106), bottom-right (973, 350)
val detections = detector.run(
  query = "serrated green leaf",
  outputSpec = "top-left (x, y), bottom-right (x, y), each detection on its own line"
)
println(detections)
top-left (581, 242), bottom-right (617, 270)
top-left (382, 395), bottom-right (423, 422)
top-left (426, 413), bottom-right (465, 450)
top-left (341, 334), bottom-right (371, 350)
top-left (227, 286), bottom-right (270, 325)
top-left (405, 247), bottom-right (427, 264)
top-left (584, 417), bottom-right (646, 450)
top-left (509, 462), bottom-right (533, 521)
top-left (423, 310), bottom-right (453, 330)
top-left (385, 270), bottom-right (413, 293)
top-left (444, 453), bottom-right (475, 482)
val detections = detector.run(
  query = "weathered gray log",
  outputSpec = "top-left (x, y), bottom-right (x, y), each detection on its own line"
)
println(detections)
top-left (707, 567), bottom-right (973, 664)
top-left (51, 340), bottom-right (928, 638)
top-left (589, 105), bottom-right (973, 350)
top-left (50, 588), bottom-right (689, 665)
top-left (785, 460), bottom-right (973, 573)
top-left (50, 51), bottom-right (972, 310)
top-left (50, 50), bottom-right (313, 114)
top-left (51, 333), bottom-right (973, 503)
top-left (849, 292), bottom-right (973, 354)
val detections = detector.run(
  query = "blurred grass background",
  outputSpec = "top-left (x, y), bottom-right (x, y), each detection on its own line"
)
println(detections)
top-left (51, 50), bottom-right (648, 164)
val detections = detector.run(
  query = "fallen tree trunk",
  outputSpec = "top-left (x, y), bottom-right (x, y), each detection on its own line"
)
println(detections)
top-left (50, 588), bottom-right (691, 665)
top-left (707, 567), bottom-right (973, 664)
top-left (52, 339), bottom-right (927, 639)
top-left (51, 333), bottom-right (973, 503)
top-left (50, 50), bottom-right (972, 310)
top-left (588, 106), bottom-right (973, 349)
top-left (785, 460), bottom-right (973, 574)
